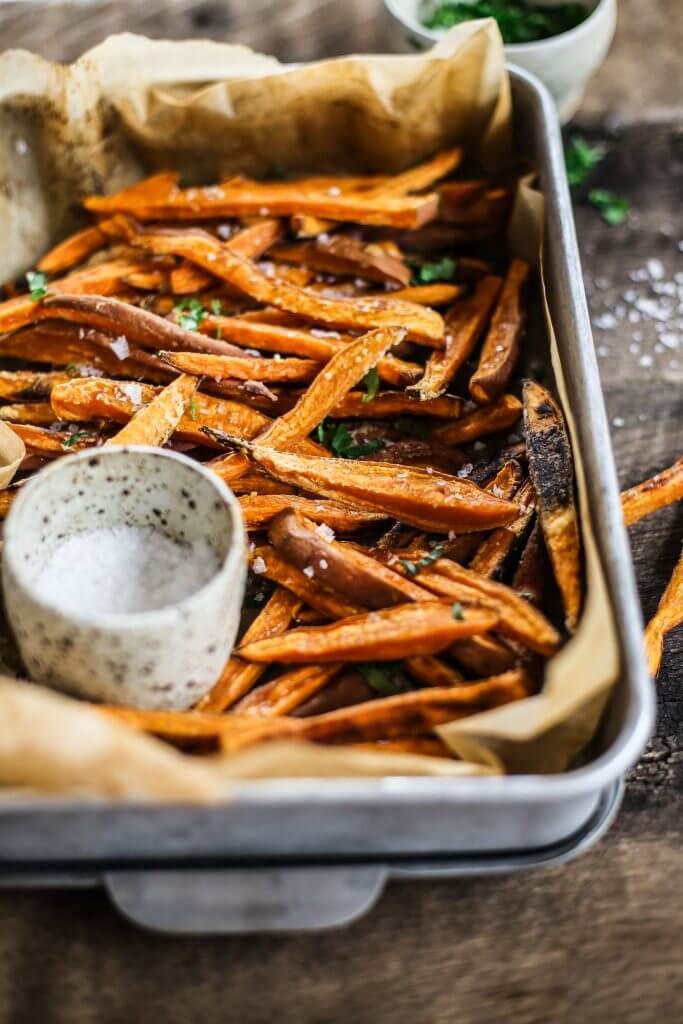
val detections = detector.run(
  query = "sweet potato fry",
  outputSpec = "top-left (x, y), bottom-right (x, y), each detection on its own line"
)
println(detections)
top-left (469, 259), bottom-right (529, 405)
top-left (0, 257), bottom-right (152, 333)
top-left (204, 431), bottom-right (519, 533)
top-left (410, 276), bottom-right (502, 400)
top-left (469, 479), bottom-right (535, 579)
top-left (0, 370), bottom-right (71, 401)
top-left (259, 327), bottom-right (405, 450)
top-left (523, 379), bottom-right (582, 632)
top-left (92, 184), bottom-right (440, 229)
top-left (621, 457), bottom-right (683, 526)
top-left (250, 545), bottom-right (364, 620)
top-left (382, 283), bottom-right (463, 305)
top-left (268, 509), bottom-right (431, 608)
top-left (10, 423), bottom-right (100, 457)
top-left (644, 547), bottom-right (683, 677)
top-left (100, 706), bottom-right (230, 742)
top-left (0, 487), bottom-right (19, 520)
top-left (123, 267), bottom-right (169, 291)
top-left (411, 559), bottom-right (561, 656)
top-left (430, 394), bottom-right (522, 446)
top-left (234, 664), bottom-right (341, 717)
top-left (37, 224), bottom-right (108, 274)
top-left (405, 656), bottom-right (466, 688)
top-left (0, 321), bottom-right (169, 382)
top-left (351, 737), bottom-right (454, 758)
top-left (220, 670), bottom-right (530, 752)
top-left (0, 403), bottom-right (56, 426)
top-left (87, 170), bottom-right (180, 210)
top-left (272, 237), bottom-right (411, 286)
top-left (111, 217), bottom-right (445, 344)
top-left (106, 373), bottom-right (200, 448)
top-left (329, 390), bottom-right (462, 420)
top-left (239, 601), bottom-right (498, 663)
top-left (159, 349), bottom-right (321, 384)
top-left (449, 634), bottom-right (519, 676)
top-left (240, 495), bottom-right (385, 533)
top-left (200, 316), bottom-right (421, 387)
top-left (50, 377), bottom-right (273, 448)
top-left (441, 187), bottom-right (511, 227)
top-left (169, 261), bottom-right (216, 294)
top-left (512, 520), bottom-right (549, 607)
top-left (196, 586), bottom-right (300, 712)
top-left (42, 295), bottom-right (251, 359)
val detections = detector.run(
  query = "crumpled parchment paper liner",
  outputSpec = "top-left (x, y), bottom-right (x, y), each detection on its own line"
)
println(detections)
top-left (0, 26), bottom-right (620, 795)
top-left (0, 422), bottom-right (24, 489)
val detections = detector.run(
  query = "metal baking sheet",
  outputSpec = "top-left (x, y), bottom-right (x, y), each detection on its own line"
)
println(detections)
top-left (0, 68), bottom-right (654, 903)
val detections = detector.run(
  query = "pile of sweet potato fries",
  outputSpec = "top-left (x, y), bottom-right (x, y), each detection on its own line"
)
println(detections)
top-left (0, 149), bottom-right (680, 761)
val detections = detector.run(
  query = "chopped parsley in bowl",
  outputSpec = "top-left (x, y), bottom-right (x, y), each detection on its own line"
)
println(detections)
top-left (420, 1), bottom-right (590, 44)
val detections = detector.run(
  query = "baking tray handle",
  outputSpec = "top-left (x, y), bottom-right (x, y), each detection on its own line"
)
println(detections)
top-left (104, 864), bottom-right (388, 935)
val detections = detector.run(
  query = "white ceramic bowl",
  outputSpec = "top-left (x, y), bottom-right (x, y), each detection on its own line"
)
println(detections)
top-left (384, 0), bottom-right (617, 121)
top-left (2, 447), bottom-right (246, 710)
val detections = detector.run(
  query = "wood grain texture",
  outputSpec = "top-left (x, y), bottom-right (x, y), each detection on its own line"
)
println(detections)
top-left (0, 4), bottom-right (681, 1022)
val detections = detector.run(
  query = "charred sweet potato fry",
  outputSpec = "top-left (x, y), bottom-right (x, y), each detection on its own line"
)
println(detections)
top-left (621, 457), bottom-right (683, 526)
top-left (205, 431), bottom-right (519, 533)
top-left (523, 379), bottom-right (582, 632)
top-left (106, 373), bottom-right (200, 448)
top-left (469, 479), bottom-right (535, 579)
top-left (111, 217), bottom-right (445, 344)
top-left (644, 547), bottom-right (683, 677)
top-left (239, 601), bottom-right (498, 664)
top-left (240, 495), bottom-right (385, 533)
top-left (469, 260), bottom-right (529, 405)
top-left (234, 664), bottom-right (342, 717)
top-left (430, 394), bottom-right (522, 446)
top-left (512, 520), bottom-right (550, 607)
top-left (410, 276), bottom-right (502, 400)
top-left (196, 587), bottom-right (301, 712)
top-left (159, 349), bottom-right (321, 384)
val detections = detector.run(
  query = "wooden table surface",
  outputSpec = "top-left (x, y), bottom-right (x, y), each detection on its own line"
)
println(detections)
top-left (0, 3), bottom-right (681, 1022)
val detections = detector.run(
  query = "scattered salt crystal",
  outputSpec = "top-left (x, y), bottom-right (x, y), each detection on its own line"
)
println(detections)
top-left (669, 359), bottom-right (680, 369)
top-left (397, 472), bottom-right (409, 480)
top-left (318, 233), bottom-right (330, 244)
top-left (628, 311), bottom-right (641, 323)
top-left (327, 186), bottom-right (341, 196)
top-left (33, 526), bottom-right (220, 616)
top-left (639, 354), bottom-right (654, 368)
top-left (457, 463), bottom-right (473, 478)
top-left (655, 344), bottom-right (665, 354)
top-left (611, 417), bottom-right (625, 428)
top-left (647, 259), bottom-right (664, 281)
top-left (14, 138), bottom-right (28, 156)
top-left (206, 252), bottom-right (217, 262)
top-left (315, 523), bottom-right (335, 542)
top-left (217, 224), bottom-right (232, 240)
top-left (659, 333), bottom-right (679, 350)
top-left (594, 313), bottom-right (617, 330)
top-left (121, 382), bottom-right (143, 406)
top-left (677, 242), bottom-right (683, 253)
top-left (110, 335), bottom-right (130, 360)
top-left (623, 289), bottom-right (638, 303)
top-left (426, 467), bottom-right (433, 474)
top-left (252, 556), bottom-right (266, 575)
top-left (273, 353), bottom-right (282, 361)
top-left (318, 559), bottom-right (328, 570)
top-left (628, 342), bottom-right (640, 355)
top-left (245, 348), bottom-right (261, 357)
top-left (303, 566), bottom-right (315, 579)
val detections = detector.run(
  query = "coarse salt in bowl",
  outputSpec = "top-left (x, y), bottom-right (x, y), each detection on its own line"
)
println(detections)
top-left (2, 446), bottom-right (246, 710)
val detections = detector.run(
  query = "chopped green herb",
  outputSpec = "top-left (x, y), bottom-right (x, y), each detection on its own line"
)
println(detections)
top-left (421, 1), bottom-right (588, 44)
top-left (358, 662), bottom-right (411, 697)
top-left (189, 399), bottom-right (198, 422)
top-left (316, 421), bottom-right (385, 459)
top-left (64, 362), bottom-right (80, 375)
top-left (210, 298), bottom-right (223, 316)
top-left (564, 135), bottom-right (604, 186)
top-left (362, 366), bottom-right (380, 403)
top-left (61, 432), bottom-right (87, 449)
top-left (173, 296), bottom-right (206, 331)
top-left (452, 602), bottom-right (464, 621)
top-left (400, 543), bottom-right (444, 578)
top-left (588, 189), bottom-right (631, 226)
top-left (26, 270), bottom-right (48, 300)
top-left (394, 415), bottom-right (429, 439)
top-left (413, 256), bottom-right (457, 285)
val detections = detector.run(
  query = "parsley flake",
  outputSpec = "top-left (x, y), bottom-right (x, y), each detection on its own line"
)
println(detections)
top-left (64, 363), bottom-right (80, 375)
top-left (210, 299), bottom-right (223, 316)
top-left (452, 602), bottom-right (464, 621)
top-left (399, 544), bottom-right (444, 578)
top-left (316, 421), bottom-right (384, 459)
top-left (421, 2), bottom-right (588, 44)
top-left (358, 662), bottom-right (411, 697)
top-left (414, 256), bottom-right (457, 284)
top-left (26, 270), bottom-right (48, 300)
top-left (588, 189), bottom-right (631, 226)
top-left (173, 297), bottom-right (206, 331)
top-left (189, 399), bottom-right (198, 422)
top-left (564, 135), bottom-right (604, 186)
top-left (362, 366), bottom-right (380, 403)
top-left (61, 432), bottom-right (87, 449)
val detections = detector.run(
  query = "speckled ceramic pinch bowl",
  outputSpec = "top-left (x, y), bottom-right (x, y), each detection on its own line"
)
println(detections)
top-left (2, 446), bottom-right (246, 710)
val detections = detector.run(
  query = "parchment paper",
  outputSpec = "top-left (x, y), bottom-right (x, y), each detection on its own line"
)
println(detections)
top-left (0, 26), bottom-right (620, 796)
